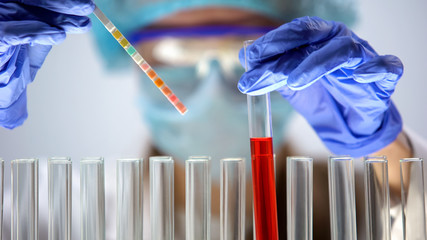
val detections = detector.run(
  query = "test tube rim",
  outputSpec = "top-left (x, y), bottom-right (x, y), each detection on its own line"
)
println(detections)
top-left (80, 157), bottom-right (104, 164)
top-left (186, 157), bottom-right (211, 163)
top-left (116, 158), bottom-right (143, 163)
top-left (48, 157), bottom-right (71, 164)
top-left (11, 158), bottom-right (38, 164)
top-left (221, 157), bottom-right (245, 162)
top-left (188, 155), bottom-right (211, 160)
top-left (243, 40), bottom-right (255, 48)
top-left (149, 156), bottom-right (173, 162)
top-left (363, 155), bottom-right (387, 163)
top-left (287, 156), bottom-right (313, 162)
top-left (329, 156), bottom-right (352, 162)
top-left (400, 157), bottom-right (423, 163)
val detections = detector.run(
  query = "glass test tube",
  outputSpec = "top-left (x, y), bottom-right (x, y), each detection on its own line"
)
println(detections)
top-left (400, 158), bottom-right (426, 239)
top-left (150, 156), bottom-right (174, 240)
top-left (0, 158), bottom-right (3, 239)
top-left (287, 157), bottom-right (313, 240)
top-left (116, 158), bottom-right (144, 240)
top-left (245, 40), bottom-right (279, 240)
top-left (328, 156), bottom-right (357, 240)
top-left (11, 158), bottom-right (39, 240)
top-left (80, 157), bottom-right (105, 240)
top-left (364, 156), bottom-right (391, 240)
top-left (48, 157), bottom-right (72, 240)
top-left (220, 158), bottom-right (246, 240)
top-left (185, 156), bottom-right (211, 240)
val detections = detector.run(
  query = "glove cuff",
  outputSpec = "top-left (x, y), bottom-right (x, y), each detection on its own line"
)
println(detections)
top-left (324, 101), bottom-right (402, 157)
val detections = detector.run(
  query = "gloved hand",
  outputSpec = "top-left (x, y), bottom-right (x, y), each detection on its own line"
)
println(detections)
top-left (0, 0), bottom-right (94, 129)
top-left (239, 16), bottom-right (403, 157)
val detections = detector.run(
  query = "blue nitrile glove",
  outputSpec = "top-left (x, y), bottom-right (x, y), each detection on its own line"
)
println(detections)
top-left (0, 0), bottom-right (94, 129)
top-left (238, 16), bottom-right (403, 157)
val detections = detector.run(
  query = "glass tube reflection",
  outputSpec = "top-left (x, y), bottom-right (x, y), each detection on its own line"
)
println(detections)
top-left (150, 156), bottom-right (174, 240)
top-left (116, 158), bottom-right (143, 240)
top-left (80, 157), bottom-right (105, 240)
top-left (287, 156), bottom-right (312, 240)
top-left (364, 156), bottom-right (391, 240)
top-left (220, 158), bottom-right (246, 240)
top-left (185, 156), bottom-right (211, 240)
top-left (11, 158), bottom-right (39, 240)
top-left (400, 158), bottom-right (426, 239)
top-left (48, 157), bottom-right (72, 240)
top-left (328, 156), bottom-right (357, 240)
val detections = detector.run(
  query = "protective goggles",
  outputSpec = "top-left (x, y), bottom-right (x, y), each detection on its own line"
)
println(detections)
top-left (129, 25), bottom-right (275, 68)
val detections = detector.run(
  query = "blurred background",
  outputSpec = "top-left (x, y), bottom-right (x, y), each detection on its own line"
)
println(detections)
top-left (0, 0), bottom-right (426, 238)
top-left (1, 0), bottom-right (425, 163)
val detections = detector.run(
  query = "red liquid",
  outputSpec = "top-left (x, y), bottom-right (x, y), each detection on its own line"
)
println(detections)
top-left (250, 137), bottom-right (279, 240)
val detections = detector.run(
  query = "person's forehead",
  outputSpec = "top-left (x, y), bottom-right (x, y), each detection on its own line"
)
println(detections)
top-left (144, 7), bottom-right (282, 29)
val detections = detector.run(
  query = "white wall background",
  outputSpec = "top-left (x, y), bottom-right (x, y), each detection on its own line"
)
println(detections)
top-left (354, 0), bottom-right (427, 139)
top-left (0, 0), bottom-right (425, 238)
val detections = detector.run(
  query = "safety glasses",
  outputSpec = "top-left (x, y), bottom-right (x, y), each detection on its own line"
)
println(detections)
top-left (130, 25), bottom-right (274, 67)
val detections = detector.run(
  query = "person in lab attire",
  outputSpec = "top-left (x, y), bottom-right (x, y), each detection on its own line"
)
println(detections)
top-left (1, 0), bottom-right (427, 239)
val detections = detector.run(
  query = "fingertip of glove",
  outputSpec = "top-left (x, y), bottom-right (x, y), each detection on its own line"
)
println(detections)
top-left (0, 107), bottom-right (28, 130)
top-left (238, 74), bottom-right (251, 94)
top-left (70, 1), bottom-right (96, 16)
top-left (60, 17), bottom-right (92, 34)
top-left (354, 55), bottom-right (403, 83)
top-left (239, 43), bottom-right (262, 68)
top-left (237, 82), bottom-right (248, 94)
top-left (47, 30), bottom-right (67, 45)
top-left (2, 117), bottom-right (26, 129)
top-left (287, 75), bottom-right (317, 91)
top-left (81, 1), bottom-right (96, 15)
top-left (75, 17), bottom-right (93, 33)
top-left (238, 73), bottom-right (266, 95)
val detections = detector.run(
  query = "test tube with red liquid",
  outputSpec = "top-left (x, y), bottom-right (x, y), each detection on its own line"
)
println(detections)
top-left (244, 40), bottom-right (279, 240)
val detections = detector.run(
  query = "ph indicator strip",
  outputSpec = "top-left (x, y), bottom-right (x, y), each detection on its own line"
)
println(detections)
top-left (92, 6), bottom-right (188, 115)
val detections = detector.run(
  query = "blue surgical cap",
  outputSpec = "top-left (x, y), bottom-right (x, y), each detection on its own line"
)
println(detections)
top-left (90, 0), bottom-right (357, 69)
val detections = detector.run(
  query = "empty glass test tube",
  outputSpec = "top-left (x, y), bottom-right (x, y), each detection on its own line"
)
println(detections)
top-left (0, 158), bottom-right (3, 239)
top-left (364, 156), bottom-right (391, 240)
top-left (48, 157), bottom-right (72, 240)
top-left (400, 158), bottom-right (426, 239)
top-left (150, 156), bottom-right (174, 240)
top-left (11, 158), bottom-right (39, 240)
top-left (220, 158), bottom-right (246, 240)
top-left (328, 156), bottom-right (357, 240)
top-left (80, 157), bottom-right (105, 240)
top-left (185, 156), bottom-right (211, 240)
top-left (245, 40), bottom-right (278, 240)
top-left (287, 156), bottom-right (313, 240)
top-left (116, 158), bottom-right (143, 240)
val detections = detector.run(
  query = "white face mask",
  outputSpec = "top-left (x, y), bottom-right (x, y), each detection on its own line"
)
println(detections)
top-left (138, 59), bottom-right (293, 179)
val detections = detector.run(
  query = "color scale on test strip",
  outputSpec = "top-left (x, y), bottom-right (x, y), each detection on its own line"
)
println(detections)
top-left (92, 6), bottom-right (188, 115)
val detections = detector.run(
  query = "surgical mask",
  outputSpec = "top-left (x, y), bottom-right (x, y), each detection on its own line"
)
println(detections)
top-left (138, 58), bottom-right (293, 179)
